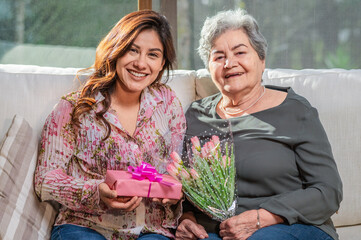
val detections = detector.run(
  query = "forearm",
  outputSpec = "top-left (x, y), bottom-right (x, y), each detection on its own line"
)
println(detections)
top-left (38, 168), bottom-right (105, 214)
top-left (260, 184), bottom-right (341, 225)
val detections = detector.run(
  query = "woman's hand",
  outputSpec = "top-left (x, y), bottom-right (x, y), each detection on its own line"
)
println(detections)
top-left (219, 209), bottom-right (284, 240)
top-left (176, 219), bottom-right (209, 240)
top-left (98, 182), bottom-right (142, 211)
top-left (152, 191), bottom-right (184, 206)
top-left (219, 210), bottom-right (258, 240)
top-left (175, 212), bottom-right (209, 240)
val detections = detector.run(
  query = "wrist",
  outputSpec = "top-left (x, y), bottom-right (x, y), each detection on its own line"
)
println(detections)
top-left (256, 209), bottom-right (261, 229)
top-left (257, 208), bottom-right (284, 228)
top-left (180, 211), bottom-right (197, 223)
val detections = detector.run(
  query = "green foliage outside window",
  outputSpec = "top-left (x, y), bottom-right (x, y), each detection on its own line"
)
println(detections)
top-left (1, 0), bottom-right (360, 70)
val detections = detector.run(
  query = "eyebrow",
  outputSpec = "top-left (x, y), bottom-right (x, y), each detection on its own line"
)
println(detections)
top-left (211, 43), bottom-right (247, 55)
top-left (132, 43), bottom-right (163, 53)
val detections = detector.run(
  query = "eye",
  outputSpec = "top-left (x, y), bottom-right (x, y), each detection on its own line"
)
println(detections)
top-left (236, 51), bottom-right (245, 55)
top-left (129, 48), bottom-right (138, 54)
top-left (149, 52), bottom-right (160, 58)
top-left (214, 55), bottom-right (224, 61)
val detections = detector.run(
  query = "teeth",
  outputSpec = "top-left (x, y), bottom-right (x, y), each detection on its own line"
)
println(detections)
top-left (226, 73), bottom-right (242, 78)
top-left (129, 70), bottom-right (146, 77)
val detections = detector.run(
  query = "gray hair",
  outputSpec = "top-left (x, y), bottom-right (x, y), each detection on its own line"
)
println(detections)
top-left (198, 9), bottom-right (268, 68)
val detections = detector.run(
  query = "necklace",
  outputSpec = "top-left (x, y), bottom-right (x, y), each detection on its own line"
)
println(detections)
top-left (219, 86), bottom-right (266, 116)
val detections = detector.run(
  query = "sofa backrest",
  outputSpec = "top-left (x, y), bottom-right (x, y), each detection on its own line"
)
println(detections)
top-left (1, 64), bottom-right (361, 237)
top-left (0, 64), bottom-right (197, 140)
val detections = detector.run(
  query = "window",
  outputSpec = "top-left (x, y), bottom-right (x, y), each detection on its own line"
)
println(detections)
top-left (154, 0), bottom-right (361, 70)
top-left (1, 0), bottom-right (360, 70)
top-left (0, 0), bottom-right (137, 68)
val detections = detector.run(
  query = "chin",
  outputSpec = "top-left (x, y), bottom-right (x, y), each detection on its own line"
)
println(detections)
top-left (223, 86), bottom-right (239, 93)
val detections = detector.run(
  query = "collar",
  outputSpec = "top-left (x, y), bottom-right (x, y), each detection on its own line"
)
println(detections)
top-left (99, 86), bottom-right (165, 136)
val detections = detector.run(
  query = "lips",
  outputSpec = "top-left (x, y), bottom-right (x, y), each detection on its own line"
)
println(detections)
top-left (225, 72), bottom-right (243, 78)
top-left (128, 69), bottom-right (147, 78)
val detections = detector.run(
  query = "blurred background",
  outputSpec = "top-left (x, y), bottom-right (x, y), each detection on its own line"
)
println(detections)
top-left (1, 0), bottom-right (360, 70)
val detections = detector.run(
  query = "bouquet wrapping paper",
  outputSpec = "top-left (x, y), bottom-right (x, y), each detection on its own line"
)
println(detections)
top-left (168, 129), bottom-right (236, 221)
top-left (105, 163), bottom-right (182, 199)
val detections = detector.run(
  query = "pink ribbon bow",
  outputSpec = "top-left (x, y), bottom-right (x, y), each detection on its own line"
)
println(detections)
top-left (128, 162), bottom-right (173, 197)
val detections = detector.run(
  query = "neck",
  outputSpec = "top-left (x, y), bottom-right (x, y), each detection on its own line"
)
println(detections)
top-left (222, 85), bottom-right (264, 108)
top-left (220, 85), bottom-right (266, 116)
top-left (111, 82), bottom-right (142, 107)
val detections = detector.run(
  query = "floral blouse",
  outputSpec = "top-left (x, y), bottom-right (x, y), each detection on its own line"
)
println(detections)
top-left (34, 84), bottom-right (186, 239)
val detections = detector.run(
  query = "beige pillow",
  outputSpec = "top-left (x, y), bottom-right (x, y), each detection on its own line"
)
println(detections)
top-left (0, 115), bottom-right (57, 240)
top-left (166, 70), bottom-right (197, 110)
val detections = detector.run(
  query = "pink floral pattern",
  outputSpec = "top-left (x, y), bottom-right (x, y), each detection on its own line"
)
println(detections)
top-left (34, 85), bottom-right (186, 239)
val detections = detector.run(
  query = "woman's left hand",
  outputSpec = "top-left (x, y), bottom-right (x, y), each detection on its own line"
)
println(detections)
top-left (152, 191), bottom-right (183, 206)
top-left (219, 210), bottom-right (258, 240)
top-left (219, 209), bottom-right (284, 240)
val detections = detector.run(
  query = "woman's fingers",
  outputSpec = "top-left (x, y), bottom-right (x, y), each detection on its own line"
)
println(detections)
top-left (176, 219), bottom-right (208, 240)
top-left (162, 198), bottom-right (179, 205)
top-left (123, 196), bottom-right (143, 211)
top-left (152, 198), bottom-right (162, 204)
top-left (219, 211), bottom-right (259, 240)
top-left (99, 182), bottom-right (117, 199)
top-left (99, 183), bottom-right (143, 210)
top-left (116, 196), bottom-right (132, 203)
top-left (152, 197), bottom-right (179, 206)
top-left (99, 182), bottom-right (118, 207)
top-left (109, 196), bottom-right (142, 211)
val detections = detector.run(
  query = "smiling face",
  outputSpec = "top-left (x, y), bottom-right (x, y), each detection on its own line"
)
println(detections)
top-left (115, 29), bottom-right (165, 94)
top-left (208, 29), bottom-right (265, 97)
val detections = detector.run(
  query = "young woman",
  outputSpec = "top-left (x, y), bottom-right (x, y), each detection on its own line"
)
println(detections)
top-left (34, 10), bottom-right (186, 240)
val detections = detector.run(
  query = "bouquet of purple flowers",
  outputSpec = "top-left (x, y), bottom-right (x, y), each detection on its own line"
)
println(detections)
top-left (167, 135), bottom-right (236, 221)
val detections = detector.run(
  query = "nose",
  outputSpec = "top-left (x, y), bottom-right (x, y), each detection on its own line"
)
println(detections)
top-left (224, 57), bottom-right (236, 69)
top-left (134, 54), bottom-right (147, 70)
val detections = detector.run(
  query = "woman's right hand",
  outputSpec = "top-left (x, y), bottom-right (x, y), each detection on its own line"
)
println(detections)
top-left (98, 182), bottom-right (142, 211)
top-left (176, 213), bottom-right (209, 240)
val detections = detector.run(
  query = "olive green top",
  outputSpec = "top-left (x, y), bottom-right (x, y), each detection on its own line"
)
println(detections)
top-left (184, 85), bottom-right (342, 240)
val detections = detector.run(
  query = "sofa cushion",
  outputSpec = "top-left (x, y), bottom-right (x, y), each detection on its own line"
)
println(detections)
top-left (166, 69), bottom-right (197, 110)
top-left (195, 68), bottom-right (218, 99)
top-left (0, 115), bottom-right (57, 239)
top-left (263, 68), bottom-right (361, 228)
top-left (336, 225), bottom-right (361, 240)
top-left (0, 64), bottom-right (82, 141)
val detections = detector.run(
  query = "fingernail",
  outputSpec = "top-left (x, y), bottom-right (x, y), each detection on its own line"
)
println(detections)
top-left (200, 235), bottom-right (204, 239)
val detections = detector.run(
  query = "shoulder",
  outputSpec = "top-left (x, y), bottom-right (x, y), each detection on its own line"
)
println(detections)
top-left (44, 92), bottom-right (80, 123)
top-left (61, 91), bottom-right (81, 106)
top-left (262, 85), bottom-right (320, 125)
top-left (149, 83), bottom-right (179, 103)
top-left (275, 86), bottom-right (319, 122)
top-left (157, 83), bottom-right (176, 95)
top-left (267, 85), bottom-right (313, 110)
top-left (285, 87), bottom-right (312, 107)
top-left (49, 91), bottom-right (81, 114)
top-left (286, 87), bottom-right (314, 111)
top-left (187, 92), bottom-right (221, 115)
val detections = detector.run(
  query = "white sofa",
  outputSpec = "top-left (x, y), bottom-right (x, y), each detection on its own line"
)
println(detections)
top-left (0, 64), bottom-right (360, 239)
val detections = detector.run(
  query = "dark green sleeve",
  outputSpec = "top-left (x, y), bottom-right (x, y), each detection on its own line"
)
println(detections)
top-left (260, 107), bottom-right (343, 225)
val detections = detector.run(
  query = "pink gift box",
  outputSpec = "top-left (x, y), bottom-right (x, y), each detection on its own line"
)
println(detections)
top-left (105, 170), bottom-right (182, 199)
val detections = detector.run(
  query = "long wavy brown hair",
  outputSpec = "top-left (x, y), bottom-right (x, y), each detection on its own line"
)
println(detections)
top-left (71, 10), bottom-right (176, 140)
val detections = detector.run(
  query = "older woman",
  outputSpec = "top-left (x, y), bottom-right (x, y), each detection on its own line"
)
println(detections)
top-left (176, 9), bottom-right (342, 240)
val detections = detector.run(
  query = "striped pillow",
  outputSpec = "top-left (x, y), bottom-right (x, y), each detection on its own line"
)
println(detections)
top-left (0, 115), bottom-right (57, 240)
